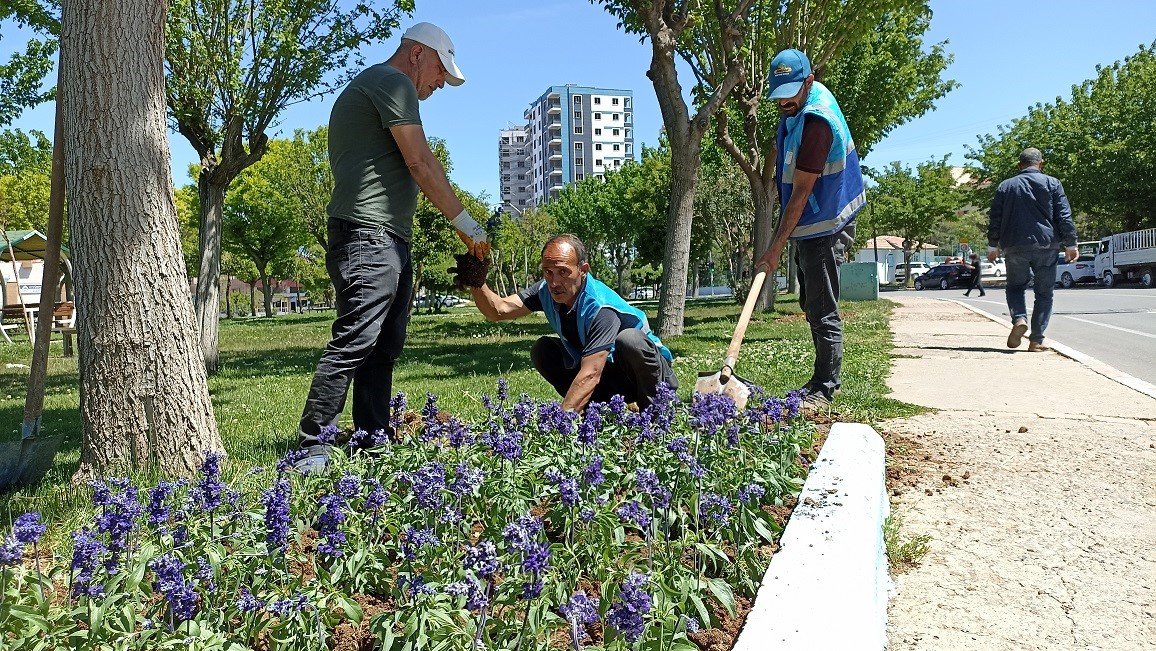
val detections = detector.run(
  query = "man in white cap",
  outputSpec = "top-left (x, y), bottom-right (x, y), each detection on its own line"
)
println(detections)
top-left (296, 22), bottom-right (485, 472)
top-left (755, 48), bottom-right (866, 412)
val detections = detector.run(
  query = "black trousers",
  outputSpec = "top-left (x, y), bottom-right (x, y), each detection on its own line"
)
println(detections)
top-left (298, 218), bottom-right (413, 446)
top-left (965, 270), bottom-right (985, 295)
top-left (530, 329), bottom-right (677, 408)
top-left (795, 230), bottom-right (845, 400)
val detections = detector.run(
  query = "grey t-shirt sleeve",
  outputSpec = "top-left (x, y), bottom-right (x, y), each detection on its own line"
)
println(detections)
top-left (582, 308), bottom-right (620, 357)
top-left (517, 280), bottom-right (546, 312)
top-left (365, 72), bottom-right (422, 129)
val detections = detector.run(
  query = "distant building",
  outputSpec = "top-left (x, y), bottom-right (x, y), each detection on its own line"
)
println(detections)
top-left (854, 235), bottom-right (939, 283)
top-left (499, 85), bottom-right (635, 212)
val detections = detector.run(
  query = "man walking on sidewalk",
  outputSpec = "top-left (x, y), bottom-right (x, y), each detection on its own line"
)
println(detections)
top-left (755, 48), bottom-right (866, 409)
top-left (987, 147), bottom-right (1077, 351)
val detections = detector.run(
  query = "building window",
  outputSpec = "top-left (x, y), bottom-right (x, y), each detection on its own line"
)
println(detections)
top-left (625, 129), bottom-right (632, 139)
top-left (576, 173), bottom-right (584, 181)
top-left (503, 174), bottom-right (511, 181)
top-left (595, 143), bottom-right (602, 151)
top-left (574, 111), bottom-right (582, 119)
top-left (594, 97), bottom-right (601, 104)
top-left (576, 157), bottom-right (584, 166)
top-left (518, 161), bottom-right (525, 168)
top-left (574, 125), bottom-right (583, 135)
top-left (613, 129), bottom-right (620, 136)
top-left (575, 142), bottom-right (583, 150)
top-left (502, 162), bottom-right (511, 169)
top-left (612, 113), bottom-right (620, 121)
top-left (595, 159), bottom-right (603, 166)
top-left (518, 174), bottom-right (525, 180)
top-left (593, 112), bottom-right (601, 120)
top-left (595, 174), bottom-right (603, 180)
top-left (613, 144), bottom-right (620, 151)
top-left (624, 98), bottom-right (631, 109)
top-left (574, 96), bottom-right (582, 105)
top-left (594, 128), bottom-right (602, 136)
top-left (612, 97), bottom-right (619, 105)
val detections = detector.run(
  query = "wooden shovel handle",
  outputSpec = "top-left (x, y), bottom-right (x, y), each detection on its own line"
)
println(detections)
top-left (721, 270), bottom-right (767, 379)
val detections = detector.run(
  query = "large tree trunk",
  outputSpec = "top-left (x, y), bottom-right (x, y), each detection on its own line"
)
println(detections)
top-left (751, 183), bottom-right (779, 310)
top-left (194, 180), bottom-right (225, 372)
top-left (657, 162), bottom-right (699, 334)
top-left (61, 0), bottom-right (222, 480)
top-left (260, 270), bottom-right (275, 317)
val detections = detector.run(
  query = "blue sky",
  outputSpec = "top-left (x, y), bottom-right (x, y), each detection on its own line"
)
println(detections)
top-left (2, 1), bottom-right (1154, 203)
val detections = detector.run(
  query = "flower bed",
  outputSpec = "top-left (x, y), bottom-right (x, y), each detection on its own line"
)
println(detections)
top-left (0, 381), bottom-right (813, 650)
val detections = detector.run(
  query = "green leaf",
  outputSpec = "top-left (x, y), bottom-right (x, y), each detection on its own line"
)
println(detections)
top-left (705, 577), bottom-right (737, 618)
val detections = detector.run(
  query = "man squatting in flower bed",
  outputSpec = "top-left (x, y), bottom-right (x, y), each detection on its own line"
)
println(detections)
top-left (295, 23), bottom-right (489, 474)
top-left (459, 234), bottom-right (678, 412)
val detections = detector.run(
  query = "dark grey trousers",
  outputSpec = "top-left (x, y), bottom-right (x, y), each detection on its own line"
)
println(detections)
top-left (794, 228), bottom-right (847, 400)
top-left (530, 329), bottom-right (677, 408)
top-left (298, 218), bottom-right (413, 447)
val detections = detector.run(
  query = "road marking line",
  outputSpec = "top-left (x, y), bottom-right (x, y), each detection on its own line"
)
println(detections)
top-left (1057, 314), bottom-right (1156, 339)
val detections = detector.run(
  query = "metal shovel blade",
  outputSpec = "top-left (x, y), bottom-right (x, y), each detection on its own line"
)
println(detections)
top-left (0, 436), bottom-right (63, 492)
top-left (694, 371), bottom-right (754, 411)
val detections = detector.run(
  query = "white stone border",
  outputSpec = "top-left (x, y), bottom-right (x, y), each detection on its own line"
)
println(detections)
top-left (945, 298), bottom-right (1156, 400)
top-left (733, 423), bottom-right (890, 651)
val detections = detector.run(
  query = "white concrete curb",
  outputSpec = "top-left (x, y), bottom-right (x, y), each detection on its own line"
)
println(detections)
top-left (945, 298), bottom-right (1156, 400)
top-left (733, 423), bottom-right (890, 651)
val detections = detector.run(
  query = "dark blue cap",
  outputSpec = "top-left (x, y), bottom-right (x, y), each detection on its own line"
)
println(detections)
top-left (768, 48), bottom-right (812, 100)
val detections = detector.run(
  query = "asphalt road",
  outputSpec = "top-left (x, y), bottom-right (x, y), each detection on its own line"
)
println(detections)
top-left (941, 286), bottom-right (1156, 385)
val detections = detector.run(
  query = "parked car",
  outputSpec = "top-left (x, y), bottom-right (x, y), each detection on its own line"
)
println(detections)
top-left (1055, 251), bottom-right (1097, 288)
top-left (979, 257), bottom-right (1006, 277)
top-left (893, 261), bottom-right (931, 285)
top-left (913, 263), bottom-right (975, 290)
top-left (413, 294), bottom-right (466, 309)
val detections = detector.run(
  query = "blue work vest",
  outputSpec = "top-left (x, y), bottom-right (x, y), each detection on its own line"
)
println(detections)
top-left (776, 81), bottom-right (867, 240)
top-left (538, 275), bottom-right (673, 369)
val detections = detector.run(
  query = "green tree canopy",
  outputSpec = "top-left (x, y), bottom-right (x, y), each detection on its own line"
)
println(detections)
top-left (967, 41), bottom-right (1156, 235)
top-left (0, 128), bottom-right (52, 230)
top-left (0, 0), bottom-right (58, 126)
top-left (868, 158), bottom-right (963, 285)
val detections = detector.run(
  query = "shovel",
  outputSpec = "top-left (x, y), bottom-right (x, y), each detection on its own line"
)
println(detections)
top-left (694, 270), bottom-right (767, 411)
top-left (0, 435), bottom-right (63, 493)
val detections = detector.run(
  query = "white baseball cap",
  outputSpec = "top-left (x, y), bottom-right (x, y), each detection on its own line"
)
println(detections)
top-left (401, 22), bottom-right (465, 87)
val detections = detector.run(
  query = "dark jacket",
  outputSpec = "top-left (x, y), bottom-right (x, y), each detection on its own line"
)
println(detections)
top-left (987, 168), bottom-right (1077, 253)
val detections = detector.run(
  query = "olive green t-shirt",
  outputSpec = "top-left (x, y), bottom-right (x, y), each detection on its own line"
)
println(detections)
top-left (326, 64), bottom-right (421, 241)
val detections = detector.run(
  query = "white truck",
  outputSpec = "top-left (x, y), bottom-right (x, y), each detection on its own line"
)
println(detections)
top-left (1096, 227), bottom-right (1156, 287)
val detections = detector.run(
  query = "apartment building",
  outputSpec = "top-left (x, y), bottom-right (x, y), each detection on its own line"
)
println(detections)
top-left (499, 85), bottom-right (634, 213)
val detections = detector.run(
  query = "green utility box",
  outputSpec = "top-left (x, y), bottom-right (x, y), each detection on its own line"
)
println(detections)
top-left (839, 262), bottom-right (880, 301)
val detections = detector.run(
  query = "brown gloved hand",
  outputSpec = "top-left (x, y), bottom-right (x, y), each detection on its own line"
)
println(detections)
top-left (448, 252), bottom-right (491, 290)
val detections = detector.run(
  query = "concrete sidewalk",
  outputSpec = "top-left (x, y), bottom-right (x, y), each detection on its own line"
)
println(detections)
top-left (883, 296), bottom-right (1156, 650)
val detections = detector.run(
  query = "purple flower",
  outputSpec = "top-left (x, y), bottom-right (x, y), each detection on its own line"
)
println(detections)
top-left (276, 449), bottom-right (308, 475)
top-left (607, 394), bottom-right (628, 423)
top-left (390, 391), bottom-right (407, 432)
top-left (485, 422), bottom-right (523, 460)
top-left (582, 455), bottom-right (604, 487)
top-left (521, 577), bottom-right (544, 599)
top-left (316, 494), bottom-right (348, 558)
top-left (193, 452), bottom-right (226, 513)
top-left (70, 528), bottom-right (106, 598)
top-left (689, 392), bottom-right (738, 436)
top-left (448, 462), bottom-right (484, 496)
top-left (698, 492), bottom-right (733, 527)
top-left (634, 468), bottom-right (672, 509)
top-left (401, 527), bottom-right (439, 559)
top-left (686, 616), bottom-right (701, 633)
top-left (502, 514), bottom-right (543, 553)
top-left (615, 500), bottom-right (652, 531)
top-left (445, 576), bottom-right (488, 611)
top-left (0, 537), bottom-right (22, 566)
top-left (578, 508), bottom-right (596, 523)
top-left (237, 587), bottom-right (265, 613)
top-left (738, 483), bottom-right (766, 504)
top-left (364, 479), bottom-right (388, 513)
top-left (260, 478), bottom-right (292, 552)
top-left (725, 424), bottom-right (740, 447)
top-left (336, 473), bottom-right (361, 499)
top-left (543, 468), bottom-right (564, 485)
top-left (445, 418), bottom-right (473, 448)
top-left (560, 592), bottom-right (600, 625)
top-left (521, 541), bottom-right (550, 574)
top-left (607, 571), bottom-right (652, 643)
top-left (577, 404), bottom-right (603, 446)
top-left (268, 592), bottom-right (311, 617)
top-left (318, 424), bottom-right (339, 445)
top-left (91, 478), bottom-right (141, 573)
top-left (497, 378), bottom-right (509, 402)
top-left (667, 437), bottom-right (706, 478)
top-left (146, 482), bottom-right (178, 531)
top-left (407, 576), bottom-right (436, 598)
top-left (644, 382), bottom-right (678, 432)
top-left (463, 540), bottom-right (501, 578)
top-left (13, 512), bottom-right (45, 545)
top-left (398, 462), bottom-right (447, 511)
top-left (559, 477), bottom-right (581, 507)
top-left (196, 556), bottom-right (216, 594)
top-left (785, 390), bottom-right (804, 418)
top-left (150, 553), bottom-right (199, 622)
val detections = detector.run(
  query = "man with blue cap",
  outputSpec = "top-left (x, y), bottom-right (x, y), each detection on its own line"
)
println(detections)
top-left (755, 48), bottom-right (866, 411)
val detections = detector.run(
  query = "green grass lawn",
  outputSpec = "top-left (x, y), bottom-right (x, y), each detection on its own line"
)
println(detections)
top-left (0, 296), bottom-right (918, 523)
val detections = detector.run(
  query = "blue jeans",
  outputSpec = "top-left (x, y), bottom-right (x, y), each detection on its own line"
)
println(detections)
top-left (1004, 249), bottom-right (1058, 343)
top-left (299, 218), bottom-right (413, 446)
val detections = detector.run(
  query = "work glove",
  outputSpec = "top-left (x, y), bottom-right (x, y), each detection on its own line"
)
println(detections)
top-left (448, 252), bottom-right (492, 290)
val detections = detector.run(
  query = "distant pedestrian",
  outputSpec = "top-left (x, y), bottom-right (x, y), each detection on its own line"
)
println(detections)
top-left (963, 253), bottom-right (985, 297)
top-left (987, 147), bottom-right (1077, 351)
